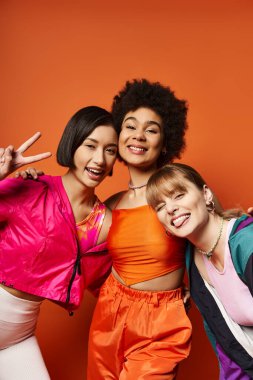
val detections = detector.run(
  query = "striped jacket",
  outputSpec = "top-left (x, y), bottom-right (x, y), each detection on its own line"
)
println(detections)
top-left (186, 215), bottom-right (253, 379)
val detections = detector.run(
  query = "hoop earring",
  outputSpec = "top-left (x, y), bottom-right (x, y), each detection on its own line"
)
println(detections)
top-left (206, 200), bottom-right (215, 212)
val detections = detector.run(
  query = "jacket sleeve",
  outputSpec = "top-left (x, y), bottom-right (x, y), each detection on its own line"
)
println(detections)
top-left (0, 178), bottom-right (18, 222)
top-left (230, 218), bottom-right (253, 297)
top-left (82, 242), bottom-right (112, 297)
top-left (203, 318), bottom-right (218, 355)
top-left (244, 254), bottom-right (253, 296)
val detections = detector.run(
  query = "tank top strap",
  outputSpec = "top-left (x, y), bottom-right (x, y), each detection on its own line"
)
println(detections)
top-left (88, 198), bottom-right (106, 243)
top-left (76, 198), bottom-right (106, 252)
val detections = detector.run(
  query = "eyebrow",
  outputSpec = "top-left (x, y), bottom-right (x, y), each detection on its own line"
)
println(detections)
top-left (123, 116), bottom-right (161, 128)
top-left (85, 138), bottom-right (118, 147)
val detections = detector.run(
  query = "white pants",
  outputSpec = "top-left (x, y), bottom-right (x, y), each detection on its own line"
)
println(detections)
top-left (0, 286), bottom-right (50, 380)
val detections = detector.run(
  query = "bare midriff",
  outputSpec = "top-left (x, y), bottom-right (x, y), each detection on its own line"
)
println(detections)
top-left (112, 267), bottom-right (185, 291)
top-left (0, 283), bottom-right (44, 302)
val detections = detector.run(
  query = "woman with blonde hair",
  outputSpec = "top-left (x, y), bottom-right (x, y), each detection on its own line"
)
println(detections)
top-left (147, 162), bottom-right (253, 380)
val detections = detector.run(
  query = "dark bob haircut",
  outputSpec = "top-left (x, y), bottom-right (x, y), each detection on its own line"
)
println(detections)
top-left (111, 79), bottom-right (188, 167)
top-left (57, 106), bottom-right (114, 168)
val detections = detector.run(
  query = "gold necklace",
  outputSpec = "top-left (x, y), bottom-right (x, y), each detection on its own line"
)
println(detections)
top-left (196, 218), bottom-right (224, 260)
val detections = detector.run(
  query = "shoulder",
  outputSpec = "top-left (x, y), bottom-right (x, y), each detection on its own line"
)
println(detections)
top-left (0, 176), bottom-right (43, 194)
top-left (0, 175), bottom-right (55, 200)
top-left (229, 216), bottom-right (253, 271)
top-left (230, 216), bottom-right (253, 244)
top-left (96, 206), bottom-right (112, 244)
top-left (0, 177), bottom-right (20, 193)
top-left (105, 191), bottom-right (126, 210)
top-left (230, 215), bottom-right (253, 235)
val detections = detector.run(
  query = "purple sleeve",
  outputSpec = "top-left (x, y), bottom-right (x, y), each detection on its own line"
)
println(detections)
top-left (217, 343), bottom-right (251, 380)
top-left (235, 217), bottom-right (253, 232)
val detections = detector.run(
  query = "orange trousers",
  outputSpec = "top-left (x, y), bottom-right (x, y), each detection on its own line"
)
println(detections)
top-left (87, 274), bottom-right (192, 380)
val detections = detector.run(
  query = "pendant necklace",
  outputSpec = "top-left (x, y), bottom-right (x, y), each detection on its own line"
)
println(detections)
top-left (196, 218), bottom-right (224, 260)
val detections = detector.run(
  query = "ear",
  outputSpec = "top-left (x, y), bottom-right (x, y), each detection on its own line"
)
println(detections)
top-left (161, 147), bottom-right (167, 155)
top-left (203, 185), bottom-right (213, 203)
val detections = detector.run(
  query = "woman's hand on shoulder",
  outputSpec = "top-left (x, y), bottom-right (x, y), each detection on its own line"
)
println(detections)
top-left (0, 132), bottom-right (51, 180)
top-left (247, 207), bottom-right (253, 216)
top-left (15, 167), bottom-right (44, 180)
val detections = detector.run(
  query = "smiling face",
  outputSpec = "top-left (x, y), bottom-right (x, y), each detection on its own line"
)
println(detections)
top-left (154, 177), bottom-right (213, 239)
top-left (71, 125), bottom-right (118, 188)
top-left (118, 107), bottom-right (164, 170)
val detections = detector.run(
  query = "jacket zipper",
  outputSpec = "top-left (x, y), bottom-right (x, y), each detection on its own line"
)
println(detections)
top-left (53, 178), bottom-right (83, 314)
top-left (66, 238), bottom-right (81, 306)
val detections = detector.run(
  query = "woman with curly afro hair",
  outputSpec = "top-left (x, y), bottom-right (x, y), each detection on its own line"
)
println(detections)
top-left (88, 79), bottom-right (192, 380)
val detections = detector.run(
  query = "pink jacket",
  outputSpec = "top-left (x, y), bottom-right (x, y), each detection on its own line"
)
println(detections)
top-left (0, 175), bottom-right (112, 311)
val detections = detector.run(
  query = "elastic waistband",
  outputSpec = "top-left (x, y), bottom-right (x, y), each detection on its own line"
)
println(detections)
top-left (106, 273), bottom-right (182, 303)
top-left (0, 286), bottom-right (42, 309)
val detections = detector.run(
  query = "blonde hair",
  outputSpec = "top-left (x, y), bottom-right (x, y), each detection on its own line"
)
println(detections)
top-left (146, 163), bottom-right (244, 219)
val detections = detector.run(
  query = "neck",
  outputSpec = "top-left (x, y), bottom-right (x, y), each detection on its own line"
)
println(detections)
top-left (121, 165), bottom-right (156, 206)
top-left (127, 165), bottom-right (157, 190)
top-left (62, 171), bottom-right (96, 208)
top-left (191, 215), bottom-right (226, 260)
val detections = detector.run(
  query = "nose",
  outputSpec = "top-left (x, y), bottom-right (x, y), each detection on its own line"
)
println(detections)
top-left (133, 129), bottom-right (146, 141)
top-left (93, 149), bottom-right (105, 165)
top-left (165, 201), bottom-right (178, 215)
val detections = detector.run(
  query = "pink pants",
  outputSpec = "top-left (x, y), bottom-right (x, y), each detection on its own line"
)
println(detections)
top-left (0, 286), bottom-right (50, 379)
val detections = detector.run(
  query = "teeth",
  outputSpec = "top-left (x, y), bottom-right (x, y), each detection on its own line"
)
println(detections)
top-left (129, 146), bottom-right (146, 152)
top-left (172, 214), bottom-right (189, 227)
top-left (87, 168), bottom-right (102, 175)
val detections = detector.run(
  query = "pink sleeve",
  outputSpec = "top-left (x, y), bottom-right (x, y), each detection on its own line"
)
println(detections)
top-left (82, 242), bottom-right (112, 297)
top-left (0, 178), bottom-right (19, 221)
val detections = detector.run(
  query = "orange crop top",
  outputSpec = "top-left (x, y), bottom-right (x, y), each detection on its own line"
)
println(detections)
top-left (107, 205), bottom-right (186, 286)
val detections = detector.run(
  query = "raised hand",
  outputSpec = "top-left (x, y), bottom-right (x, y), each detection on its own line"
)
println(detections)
top-left (0, 132), bottom-right (51, 180)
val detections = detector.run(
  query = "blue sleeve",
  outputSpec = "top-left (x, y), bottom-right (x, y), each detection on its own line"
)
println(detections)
top-left (203, 318), bottom-right (218, 356)
top-left (244, 254), bottom-right (253, 296)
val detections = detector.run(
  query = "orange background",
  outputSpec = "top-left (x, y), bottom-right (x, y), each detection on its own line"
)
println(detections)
top-left (1, 1), bottom-right (253, 379)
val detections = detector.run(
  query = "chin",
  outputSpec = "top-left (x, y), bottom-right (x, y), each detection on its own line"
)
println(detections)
top-left (170, 226), bottom-right (190, 238)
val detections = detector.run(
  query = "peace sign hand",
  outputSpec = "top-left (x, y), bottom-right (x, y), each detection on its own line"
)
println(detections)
top-left (0, 132), bottom-right (52, 180)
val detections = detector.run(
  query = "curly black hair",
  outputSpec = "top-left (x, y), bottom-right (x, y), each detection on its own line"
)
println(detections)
top-left (111, 79), bottom-right (188, 167)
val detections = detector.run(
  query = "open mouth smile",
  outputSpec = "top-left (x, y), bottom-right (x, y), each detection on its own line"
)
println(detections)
top-left (127, 145), bottom-right (147, 154)
top-left (85, 167), bottom-right (105, 179)
top-left (171, 213), bottom-right (190, 228)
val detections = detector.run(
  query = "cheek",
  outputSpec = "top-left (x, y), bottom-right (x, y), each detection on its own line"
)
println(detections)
top-left (151, 137), bottom-right (164, 154)
top-left (72, 150), bottom-right (81, 166)
top-left (118, 135), bottom-right (127, 157)
top-left (195, 199), bottom-right (208, 215)
top-left (157, 212), bottom-right (167, 226)
top-left (106, 155), bottom-right (117, 169)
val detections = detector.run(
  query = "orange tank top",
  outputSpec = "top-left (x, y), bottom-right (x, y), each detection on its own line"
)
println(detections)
top-left (107, 205), bottom-right (186, 286)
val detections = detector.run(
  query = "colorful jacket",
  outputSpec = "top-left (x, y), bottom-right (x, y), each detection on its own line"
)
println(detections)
top-left (186, 215), bottom-right (253, 379)
top-left (0, 175), bottom-right (112, 312)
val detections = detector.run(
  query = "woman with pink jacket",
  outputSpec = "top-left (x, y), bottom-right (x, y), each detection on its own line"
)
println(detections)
top-left (0, 106), bottom-right (118, 380)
